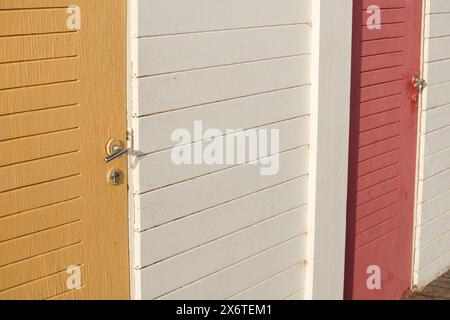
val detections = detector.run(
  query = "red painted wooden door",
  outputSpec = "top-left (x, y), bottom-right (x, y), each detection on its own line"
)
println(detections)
top-left (345, 0), bottom-right (422, 300)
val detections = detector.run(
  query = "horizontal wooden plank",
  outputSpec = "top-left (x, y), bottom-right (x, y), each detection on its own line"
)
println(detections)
top-left (137, 25), bottom-right (311, 76)
top-left (358, 135), bottom-right (401, 162)
top-left (136, 147), bottom-right (309, 228)
top-left (0, 7), bottom-right (72, 36)
top-left (355, 215), bottom-right (400, 249)
top-left (362, 38), bottom-right (406, 57)
top-left (0, 57), bottom-right (79, 90)
top-left (0, 32), bottom-right (79, 64)
top-left (428, 0), bottom-right (450, 14)
top-left (157, 236), bottom-right (306, 300)
top-left (420, 212), bottom-right (450, 247)
top-left (0, 265), bottom-right (85, 300)
top-left (362, 23), bottom-right (407, 41)
top-left (423, 104), bottom-right (450, 133)
top-left (360, 108), bottom-right (402, 132)
top-left (0, 81), bottom-right (79, 116)
top-left (361, 52), bottom-right (405, 73)
top-left (0, 198), bottom-right (81, 242)
top-left (359, 149), bottom-right (401, 177)
top-left (361, 66), bottom-right (403, 87)
top-left (356, 189), bottom-right (400, 220)
top-left (417, 232), bottom-right (450, 270)
top-left (356, 203), bottom-right (398, 235)
top-left (420, 189), bottom-right (450, 225)
top-left (423, 147), bottom-right (450, 180)
top-left (136, 117), bottom-right (310, 193)
top-left (0, 0), bottom-right (77, 9)
top-left (421, 169), bottom-right (450, 202)
top-left (360, 94), bottom-right (403, 117)
top-left (424, 125), bottom-right (450, 156)
top-left (0, 221), bottom-right (83, 267)
top-left (361, 8), bottom-right (407, 26)
top-left (137, 0), bottom-right (311, 36)
top-left (287, 290), bottom-right (305, 300)
top-left (426, 59), bottom-right (450, 86)
top-left (426, 13), bottom-right (450, 38)
top-left (425, 37), bottom-right (450, 62)
top-left (357, 163), bottom-right (401, 192)
top-left (0, 242), bottom-right (83, 291)
top-left (140, 207), bottom-right (307, 298)
top-left (361, 0), bottom-right (406, 9)
top-left (361, 80), bottom-right (403, 102)
top-left (0, 152), bottom-right (80, 193)
top-left (415, 250), bottom-right (450, 287)
top-left (356, 176), bottom-right (401, 206)
top-left (0, 104), bottom-right (80, 141)
top-left (136, 56), bottom-right (311, 116)
top-left (424, 82), bottom-right (450, 110)
top-left (47, 288), bottom-right (84, 300)
top-left (0, 175), bottom-right (81, 218)
top-left (138, 178), bottom-right (308, 263)
top-left (136, 86), bottom-right (310, 153)
top-left (229, 265), bottom-right (305, 300)
top-left (0, 128), bottom-right (80, 167)
top-left (359, 122), bottom-right (402, 147)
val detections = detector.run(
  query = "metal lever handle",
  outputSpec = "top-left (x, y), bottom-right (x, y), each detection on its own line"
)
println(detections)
top-left (411, 76), bottom-right (426, 102)
top-left (413, 76), bottom-right (426, 88)
top-left (104, 147), bottom-right (129, 163)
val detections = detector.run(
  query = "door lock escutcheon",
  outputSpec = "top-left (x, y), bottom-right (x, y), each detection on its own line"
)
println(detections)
top-left (108, 168), bottom-right (124, 186)
top-left (105, 139), bottom-right (128, 186)
top-left (105, 139), bottom-right (129, 163)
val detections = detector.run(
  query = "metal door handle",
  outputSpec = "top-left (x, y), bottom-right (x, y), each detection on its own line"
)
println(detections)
top-left (413, 76), bottom-right (426, 88)
top-left (104, 147), bottom-right (129, 163)
top-left (411, 75), bottom-right (426, 102)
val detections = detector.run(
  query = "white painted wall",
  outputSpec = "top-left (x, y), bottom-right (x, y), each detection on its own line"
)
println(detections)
top-left (305, 0), bottom-right (352, 300)
top-left (129, 0), bottom-right (312, 300)
top-left (414, 0), bottom-right (450, 288)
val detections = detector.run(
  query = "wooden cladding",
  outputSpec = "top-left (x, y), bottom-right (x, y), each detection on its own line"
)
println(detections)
top-left (0, 0), bottom-right (129, 300)
top-left (0, 4), bottom-right (82, 298)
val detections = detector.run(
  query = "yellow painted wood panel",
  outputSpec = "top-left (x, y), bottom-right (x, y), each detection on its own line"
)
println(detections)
top-left (0, 221), bottom-right (83, 267)
top-left (0, 33), bottom-right (79, 63)
top-left (0, 175), bottom-right (81, 218)
top-left (47, 287), bottom-right (84, 300)
top-left (0, 8), bottom-right (71, 36)
top-left (0, 0), bottom-right (76, 10)
top-left (0, 0), bottom-right (129, 300)
top-left (0, 128), bottom-right (80, 167)
top-left (0, 105), bottom-right (80, 141)
top-left (0, 152), bottom-right (81, 192)
top-left (0, 265), bottom-right (85, 300)
top-left (0, 199), bottom-right (81, 242)
top-left (0, 243), bottom-right (83, 291)
top-left (0, 57), bottom-right (79, 90)
top-left (75, 0), bottom-right (130, 299)
top-left (0, 81), bottom-right (79, 116)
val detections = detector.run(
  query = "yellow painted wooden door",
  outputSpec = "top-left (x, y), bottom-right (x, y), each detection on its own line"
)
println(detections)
top-left (0, 0), bottom-right (130, 300)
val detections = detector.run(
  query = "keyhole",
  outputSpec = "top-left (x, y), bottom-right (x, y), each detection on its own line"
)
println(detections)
top-left (108, 169), bottom-right (123, 186)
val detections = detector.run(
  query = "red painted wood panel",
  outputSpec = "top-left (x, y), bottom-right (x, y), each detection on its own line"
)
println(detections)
top-left (345, 0), bottom-right (422, 300)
